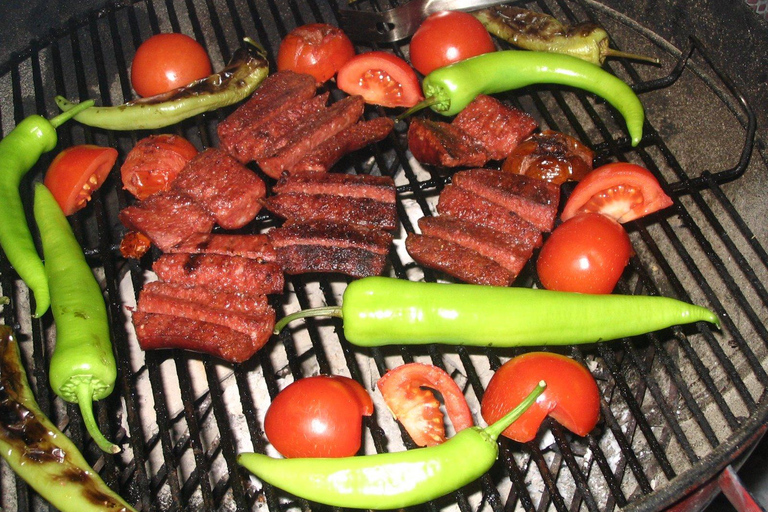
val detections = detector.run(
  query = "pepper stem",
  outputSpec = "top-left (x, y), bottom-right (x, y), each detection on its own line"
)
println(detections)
top-left (49, 99), bottom-right (95, 128)
top-left (273, 305), bottom-right (343, 334)
top-left (75, 380), bottom-right (120, 454)
top-left (395, 95), bottom-right (442, 122)
top-left (484, 380), bottom-right (547, 441)
top-left (604, 49), bottom-right (660, 65)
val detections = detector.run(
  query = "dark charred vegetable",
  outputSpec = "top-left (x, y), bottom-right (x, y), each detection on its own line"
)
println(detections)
top-left (55, 39), bottom-right (269, 130)
top-left (238, 381), bottom-right (546, 509)
top-left (473, 6), bottom-right (659, 66)
top-left (274, 277), bottom-right (719, 347)
top-left (0, 325), bottom-right (136, 512)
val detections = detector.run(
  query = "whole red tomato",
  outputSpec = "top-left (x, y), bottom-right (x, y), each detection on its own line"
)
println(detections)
top-left (537, 212), bottom-right (632, 294)
top-left (120, 134), bottom-right (198, 200)
top-left (44, 145), bottom-right (118, 216)
top-left (481, 352), bottom-right (600, 443)
top-left (131, 33), bottom-right (212, 97)
top-left (264, 375), bottom-right (373, 458)
top-left (409, 11), bottom-right (496, 75)
top-left (277, 23), bottom-right (356, 84)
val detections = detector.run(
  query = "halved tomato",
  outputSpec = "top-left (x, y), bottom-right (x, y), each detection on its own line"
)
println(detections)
top-left (336, 51), bottom-right (424, 108)
top-left (277, 23), bottom-right (356, 84)
top-left (44, 145), bottom-right (118, 216)
top-left (561, 162), bottom-right (673, 223)
top-left (121, 134), bottom-right (198, 200)
top-left (377, 362), bottom-right (473, 447)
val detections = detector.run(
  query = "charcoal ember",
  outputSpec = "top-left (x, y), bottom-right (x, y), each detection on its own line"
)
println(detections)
top-left (119, 190), bottom-right (215, 252)
top-left (262, 193), bottom-right (397, 231)
top-left (407, 118), bottom-right (488, 168)
top-left (141, 281), bottom-right (269, 314)
top-left (172, 148), bottom-right (266, 230)
top-left (405, 234), bottom-right (515, 287)
top-left (169, 233), bottom-right (277, 262)
top-left (153, 253), bottom-right (285, 295)
top-left (272, 172), bottom-right (396, 203)
top-left (451, 168), bottom-right (560, 232)
top-left (452, 95), bottom-right (537, 161)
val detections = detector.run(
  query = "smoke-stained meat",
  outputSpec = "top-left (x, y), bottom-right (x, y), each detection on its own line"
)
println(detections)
top-left (407, 118), bottom-right (488, 168)
top-left (169, 233), bottom-right (277, 262)
top-left (262, 193), bottom-right (397, 231)
top-left (272, 172), bottom-right (396, 203)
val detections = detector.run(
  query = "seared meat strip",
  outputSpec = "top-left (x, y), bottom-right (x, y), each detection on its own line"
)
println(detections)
top-left (407, 118), bottom-right (488, 168)
top-left (262, 193), bottom-right (397, 231)
top-left (418, 216), bottom-right (533, 277)
top-left (451, 168), bottom-right (560, 231)
top-left (153, 253), bottom-right (285, 295)
top-left (169, 233), bottom-right (277, 262)
top-left (405, 234), bottom-right (515, 287)
top-left (119, 190), bottom-right (215, 252)
top-left (272, 172), bottom-right (396, 203)
top-left (132, 311), bottom-right (264, 363)
top-left (172, 148), bottom-right (266, 230)
top-left (257, 95), bottom-right (366, 178)
top-left (452, 95), bottom-right (537, 161)
top-left (268, 220), bottom-right (393, 255)
top-left (437, 185), bottom-right (542, 249)
top-left (291, 117), bottom-right (395, 173)
top-left (141, 281), bottom-right (269, 314)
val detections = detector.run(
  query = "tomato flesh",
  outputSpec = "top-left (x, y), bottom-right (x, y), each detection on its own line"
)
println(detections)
top-left (277, 23), bottom-right (356, 84)
top-left (121, 134), bottom-right (198, 200)
top-left (337, 52), bottom-right (423, 108)
top-left (264, 375), bottom-right (373, 458)
top-left (481, 352), bottom-right (600, 443)
top-left (131, 33), bottom-right (212, 98)
top-left (377, 362), bottom-right (473, 446)
top-left (44, 145), bottom-right (118, 216)
top-left (561, 162), bottom-right (673, 223)
top-left (537, 212), bottom-right (632, 294)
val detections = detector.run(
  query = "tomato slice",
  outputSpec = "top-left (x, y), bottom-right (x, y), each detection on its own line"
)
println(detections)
top-left (44, 145), bottom-right (118, 216)
top-left (277, 23), bottom-right (356, 84)
top-left (337, 51), bottom-right (424, 108)
top-left (480, 352), bottom-right (600, 443)
top-left (561, 162), bottom-right (673, 223)
top-left (377, 362), bottom-right (473, 447)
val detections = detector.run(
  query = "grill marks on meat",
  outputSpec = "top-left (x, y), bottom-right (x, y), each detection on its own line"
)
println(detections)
top-left (272, 172), bottom-right (396, 203)
top-left (263, 194), bottom-right (397, 231)
top-left (169, 233), bottom-right (277, 262)
top-left (407, 95), bottom-right (537, 168)
top-left (142, 281), bottom-right (269, 314)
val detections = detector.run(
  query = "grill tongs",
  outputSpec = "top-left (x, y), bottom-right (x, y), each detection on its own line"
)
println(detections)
top-left (337, 0), bottom-right (502, 43)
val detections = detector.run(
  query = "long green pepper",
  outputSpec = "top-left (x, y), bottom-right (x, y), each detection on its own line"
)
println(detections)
top-left (0, 326), bottom-right (135, 511)
top-left (33, 183), bottom-right (118, 454)
top-left (274, 277), bottom-right (719, 347)
top-left (238, 381), bottom-right (546, 508)
top-left (0, 99), bottom-right (94, 318)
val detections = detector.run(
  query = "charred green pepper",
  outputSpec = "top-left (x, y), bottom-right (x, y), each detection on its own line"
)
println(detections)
top-left (55, 39), bottom-right (268, 130)
top-left (0, 325), bottom-right (135, 511)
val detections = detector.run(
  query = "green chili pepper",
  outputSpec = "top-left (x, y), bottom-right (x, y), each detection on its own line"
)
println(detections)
top-left (274, 277), bottom-right (719, 347)
top-left (0, 326), bottom-right (136, 511)
top-left (238, 381), bottom-right (545, 508)
top-left (0, 99), bottom-right (94, 318)
top-left (33, 183), bottom-right (118, 454)
top-left (473, 6), bottom-right (659, 66)
top-left (416, 50), bottom-right (645, 146)
top-left (55, 39), bottom-right (268, 130)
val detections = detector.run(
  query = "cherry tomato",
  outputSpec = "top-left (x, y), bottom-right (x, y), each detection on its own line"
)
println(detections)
top-left (409, 11), bottom-right (496, 76)
top-left (337, 51), bottom-right (424, 108)
top-left (44, 145), bottom-right (118, 216)
top-left (121, 134), bottom-right (198, 200)
top-left (537, 212), bottom-right (632, 294)
top-left (481, 352), bottom-right (600, 443)
top-left (264, 375), bottom-right (373, 458)
top-left (277, 23), bottom-right (356, 84)
top-left (561, 162), bottom-right (673, 223)
top-left (377, 362), bottom-right (473, 447)
top-left (131, 33), bottom-right (212, 97)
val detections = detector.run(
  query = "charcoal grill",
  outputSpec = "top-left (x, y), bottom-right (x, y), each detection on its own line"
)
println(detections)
top-left (1, 0), bottom-right (767, 510)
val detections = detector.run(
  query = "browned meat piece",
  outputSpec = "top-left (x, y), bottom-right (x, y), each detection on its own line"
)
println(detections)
top-left (291, 117), bottom-right (395, 173)
top-left (141, 281), bottom-right (269, 314)
top-left (418, 216), bottom-right (533, 277)
top-left (262, 193), bottom-right (397, 231)
top-left (132, 311), bottom-right (264, 363)
top-left (272, 172), bottom-right (396, 203)
top-left (407, 118), bottom-right (488, 168)
top-left (452, 168), bottom-right (560, 232)
top-left (268, 220), bottom-right (393, 278)
top-left (257, 95), bottom-right (366, 178)
top-left (437, 185), bottom-right (542, 249)
top-left (405, 234), bottom-right (515, 287)
top-left (224, 93), bottom-right (330, 164)
top-left (119, 190), bottom-right (215, 252)
top-left (169, 233), bottom-right (277, 262)
top-left (172, 148), bottom-right (266, 230)
top-left (153, 254), bottom-right (285, 295)
top-left (217, 71), bottom-right (316, 154)
top-left (452, 95), bottom-right (537, 161)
